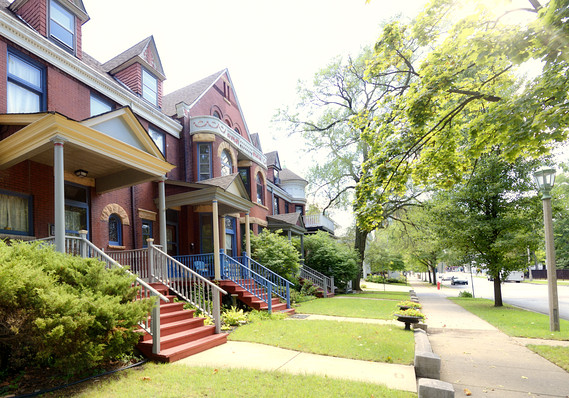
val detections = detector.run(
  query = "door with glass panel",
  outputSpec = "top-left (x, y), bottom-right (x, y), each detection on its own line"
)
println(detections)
top-left (64, 183), bottom-right (89, 238)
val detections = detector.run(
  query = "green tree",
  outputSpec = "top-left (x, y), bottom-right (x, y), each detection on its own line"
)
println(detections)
top-left (250, 229), bottom-right (300, 281)
top-left (552, 164), bottom-right (569, 269)
top-left (302, 231), bottom-right (360, 289)
top-left (356, 0), bottom-right (569, 231)
top-left (276, 48), bottom-right (420, 290)
top-left (365, 231), bottom-right (405, 277)
top-left (428, 152), bottom-right (542, 306)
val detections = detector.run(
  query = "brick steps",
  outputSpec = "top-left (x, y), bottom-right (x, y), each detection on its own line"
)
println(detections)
top-left (219, 280), bottom-right (295, 315)
top-left (136, 283), bottom-right (226, 363)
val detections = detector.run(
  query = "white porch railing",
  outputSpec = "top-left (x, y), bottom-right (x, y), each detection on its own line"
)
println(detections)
top-left (300, 265), bottom-right (335, 296)
top-left (141, 239), bottom-right (227, 333)
top-left (36, 233), bottom-right (169, 355)
top-left (303, 214), bottom-right (335, 233)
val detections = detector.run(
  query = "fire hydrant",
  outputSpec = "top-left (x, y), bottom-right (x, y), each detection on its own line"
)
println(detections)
top-left (437, 281), bottom-right (441, 290)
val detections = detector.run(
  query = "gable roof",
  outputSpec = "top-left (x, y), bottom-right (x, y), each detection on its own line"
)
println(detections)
top-left (9, 0), bottom-right (89, 22)
top-left (250, 133), bottom-right (262, 151)
top-left (162, 70), bottom-right (225, 117)
top-left (265, 151), bottom-right (281, 170)
top-left (102, 36), bottom-right (165, 79)
top-left (197, 173), bottom-right (250, 200)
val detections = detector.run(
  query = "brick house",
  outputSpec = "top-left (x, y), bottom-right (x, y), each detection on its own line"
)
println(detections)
top-left (0, 0), bottom-right (335, 361)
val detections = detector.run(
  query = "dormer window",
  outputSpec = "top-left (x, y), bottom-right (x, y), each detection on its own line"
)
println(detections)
top-left (142, 69), bottom-right (158, 106)
top-left (49, 0), bottom-right (75, 53)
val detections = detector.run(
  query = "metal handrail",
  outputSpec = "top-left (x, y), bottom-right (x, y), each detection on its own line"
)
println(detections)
top-left (300, 264), bottom-right (335, 296)
top-left (222, 253), bottom-right (276, 313)
top-left (237, 255), bottom-right (293, 308)
top-left (147, 240), bottom-right (227, 333)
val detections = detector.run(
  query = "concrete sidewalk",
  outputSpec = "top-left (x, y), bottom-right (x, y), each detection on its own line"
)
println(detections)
top-left (176, 340), bottom-right (417, 393)
top-left (412, 281), bottom-right (569, 397)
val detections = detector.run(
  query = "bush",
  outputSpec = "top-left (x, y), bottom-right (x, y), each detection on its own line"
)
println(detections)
top-left (458, 291), bottom-right (473, 298)
top-left (250, 229), bottom-right (300, 281)
top-left (302, 231), bottom-right (359, 287)
top-left (0, 241), bottom-right (152, 375)
top-left (222, 306), bottom-right (248, 327)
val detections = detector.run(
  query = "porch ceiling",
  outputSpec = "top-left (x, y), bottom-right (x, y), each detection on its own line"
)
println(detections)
top-left (0, 112), bottom-right (175, 193)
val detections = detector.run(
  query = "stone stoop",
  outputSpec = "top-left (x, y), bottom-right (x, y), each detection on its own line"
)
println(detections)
top-left (136, 283), bottom-right (227, 363)
top-left (218, 279), bottom-right (295, 315)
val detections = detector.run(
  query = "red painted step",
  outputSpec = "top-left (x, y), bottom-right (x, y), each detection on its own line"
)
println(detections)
top-left (137, 283), bottom-right (227, 362)
top-left (218, 280), bottom-right (295, 315)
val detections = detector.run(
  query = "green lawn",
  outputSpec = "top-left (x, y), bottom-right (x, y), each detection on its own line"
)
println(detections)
top-left (523, 279), bottom-right (569, 286)
top-left (229, 319), bottom-right (415, 364)
top-left (295, 297), bottom-right (398, 319)
top-left (527, 345), bottom-right (569, 372)
top-left (338, 291), bottom-right (410, 300)
top-left (449, 297), bottom-right (569, 340)
top-left (62, 363), bottom-right (416, 398)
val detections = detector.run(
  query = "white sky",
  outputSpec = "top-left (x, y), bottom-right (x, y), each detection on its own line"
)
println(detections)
top-left (81, 0), bottom-right (429, 233)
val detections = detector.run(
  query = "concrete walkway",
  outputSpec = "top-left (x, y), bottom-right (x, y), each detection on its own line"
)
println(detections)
top-left (412, 280), bottom-right (569, 397)
top-left (176, 341), bottom-right (416, 392)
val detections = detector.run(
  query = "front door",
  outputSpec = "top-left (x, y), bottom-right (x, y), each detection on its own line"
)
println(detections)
top-left (166, 224), bottom-right (178, 256)
top-left (64, 183), bottom-right (89, 237)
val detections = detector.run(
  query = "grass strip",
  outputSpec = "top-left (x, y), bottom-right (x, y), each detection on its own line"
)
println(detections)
top-left (296, 297), bottom-right (398, 319)
top-left (64, 363), bottom-right (416, 398)
top-left (449, 297), bottom-right (569, 340)
top-left (526, 345), bottom-right (569, 372)
top-left (338, 291), bottom-right (410, 300)
top-left (229, 319), bottom-right (414, 364)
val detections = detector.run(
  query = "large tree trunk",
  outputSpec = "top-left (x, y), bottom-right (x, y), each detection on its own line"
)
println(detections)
top-left (353, 225), bottom-right (369, 291)
top-left (493, 276), bottom-right (503, 306)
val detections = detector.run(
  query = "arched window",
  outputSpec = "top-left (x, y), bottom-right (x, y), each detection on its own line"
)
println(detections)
top-left (213, 110), bottom-right (221, 119)
top-left (256, 173), bottom-right (264, 205)
top-left (108, 214), bottom-right (122, 246)
top-left (220, 149), bottom-right (233, 176)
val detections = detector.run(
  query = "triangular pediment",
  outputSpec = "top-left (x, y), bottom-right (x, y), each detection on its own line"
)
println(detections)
top-left (199, 174), bottom-right (250, 202)
top-left (103, 36), bottom-right (165, 80)
top-left (81, 106), bottom-right (164, 160)
top-left (10, 0), bottom-right (89, 22)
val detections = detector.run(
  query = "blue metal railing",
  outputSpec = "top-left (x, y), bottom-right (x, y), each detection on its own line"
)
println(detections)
top-left (174, 253), bottom-right (215, 279)
top-left (236, 254), bottom-right (293, 309)
top-left (221, 252), bottom-right (275, 313)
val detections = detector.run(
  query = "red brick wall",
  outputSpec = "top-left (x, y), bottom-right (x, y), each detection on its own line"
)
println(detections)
top-left (17, 0), bottom-right (47, 37)
top-left (47, 66), bottom-right (90, 119)
top-left (0, 39), bottom-right (6, 112)
top-left (115, 64), bottom-right (142, 96)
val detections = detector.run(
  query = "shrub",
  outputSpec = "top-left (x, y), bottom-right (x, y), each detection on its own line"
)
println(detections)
top-left (458, 291), bottom-right (473, 298)
top-left (250, 229), bottom-right (300, 281)
top-left (222, 306), bottom-right (248, 327)
top-left (397, 300), bottom-right (422, 309)
top-left (0, 241), bottom-right (152, 375)
top-left (302, 231), bottom-right (359, 287)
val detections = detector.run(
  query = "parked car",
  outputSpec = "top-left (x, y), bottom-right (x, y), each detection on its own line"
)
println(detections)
top-left (440, 274), bottom-right (454, 281)
top-left (450, 274), bottom-right (468, 285)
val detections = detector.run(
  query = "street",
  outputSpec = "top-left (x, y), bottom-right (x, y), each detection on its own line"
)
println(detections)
top-left (435, 274), bottom-right (569, 321)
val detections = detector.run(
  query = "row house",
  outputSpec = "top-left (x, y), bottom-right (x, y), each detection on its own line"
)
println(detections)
top-left (0, 0), bottom-right (334, 361)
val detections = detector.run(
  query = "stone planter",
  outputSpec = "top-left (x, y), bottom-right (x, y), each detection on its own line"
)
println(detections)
top-left (395, 314), bottom-right (423, 330)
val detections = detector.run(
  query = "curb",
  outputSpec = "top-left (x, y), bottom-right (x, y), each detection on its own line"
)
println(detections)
top-left (411, 290), bottom-right (455, 398)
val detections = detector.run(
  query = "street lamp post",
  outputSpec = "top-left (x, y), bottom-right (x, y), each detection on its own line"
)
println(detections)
top-left (532, 167), bottom-right (560, 332)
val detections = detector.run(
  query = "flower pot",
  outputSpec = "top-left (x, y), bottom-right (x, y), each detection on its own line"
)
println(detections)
top-left (395, 314), bottom-right (423, 330)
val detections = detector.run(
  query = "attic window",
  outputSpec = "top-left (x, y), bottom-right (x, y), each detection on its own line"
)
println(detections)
top-left (49, 0), bottom-right (75, 53)
top-left (142, 69), bottom-right (158, 106)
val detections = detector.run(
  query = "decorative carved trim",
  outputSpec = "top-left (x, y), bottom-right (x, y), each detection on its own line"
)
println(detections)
top-left (100, 203), bottom-right (130, 225)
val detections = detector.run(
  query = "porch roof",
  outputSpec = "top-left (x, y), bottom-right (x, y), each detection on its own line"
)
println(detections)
top-left (267, 212), bottom-right (307, 236)
top-left (0, 110), bottom-right (175, 193)
top-left (165, 174), bottom-right (252, 215)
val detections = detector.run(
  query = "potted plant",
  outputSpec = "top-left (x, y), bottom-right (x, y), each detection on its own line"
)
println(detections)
top-left (394, 308), bottom-right (425, 330)
top-left (397, 300), bottom-right (422, 310)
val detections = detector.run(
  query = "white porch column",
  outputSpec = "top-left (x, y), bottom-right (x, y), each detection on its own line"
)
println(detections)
top-left (52, 137), bottom-right (66, 253)
top-left (213, 200), bottom-right (221, 280)
top-left (158, 177), bottom-right (167, 251)
top-left (245, 212), bottom-right (251, 257)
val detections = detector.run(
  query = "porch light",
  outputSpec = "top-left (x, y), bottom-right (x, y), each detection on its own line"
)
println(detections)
top-left (532, 166), bottom-right (556, 199)
top-left (74, 169), bottom-right (88, 178)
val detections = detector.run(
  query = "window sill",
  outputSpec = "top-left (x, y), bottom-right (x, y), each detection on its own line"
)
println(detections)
top-left (0, 233), bottom-right (35, 241)
top-left (108, 245), bottom-right (126, 250)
